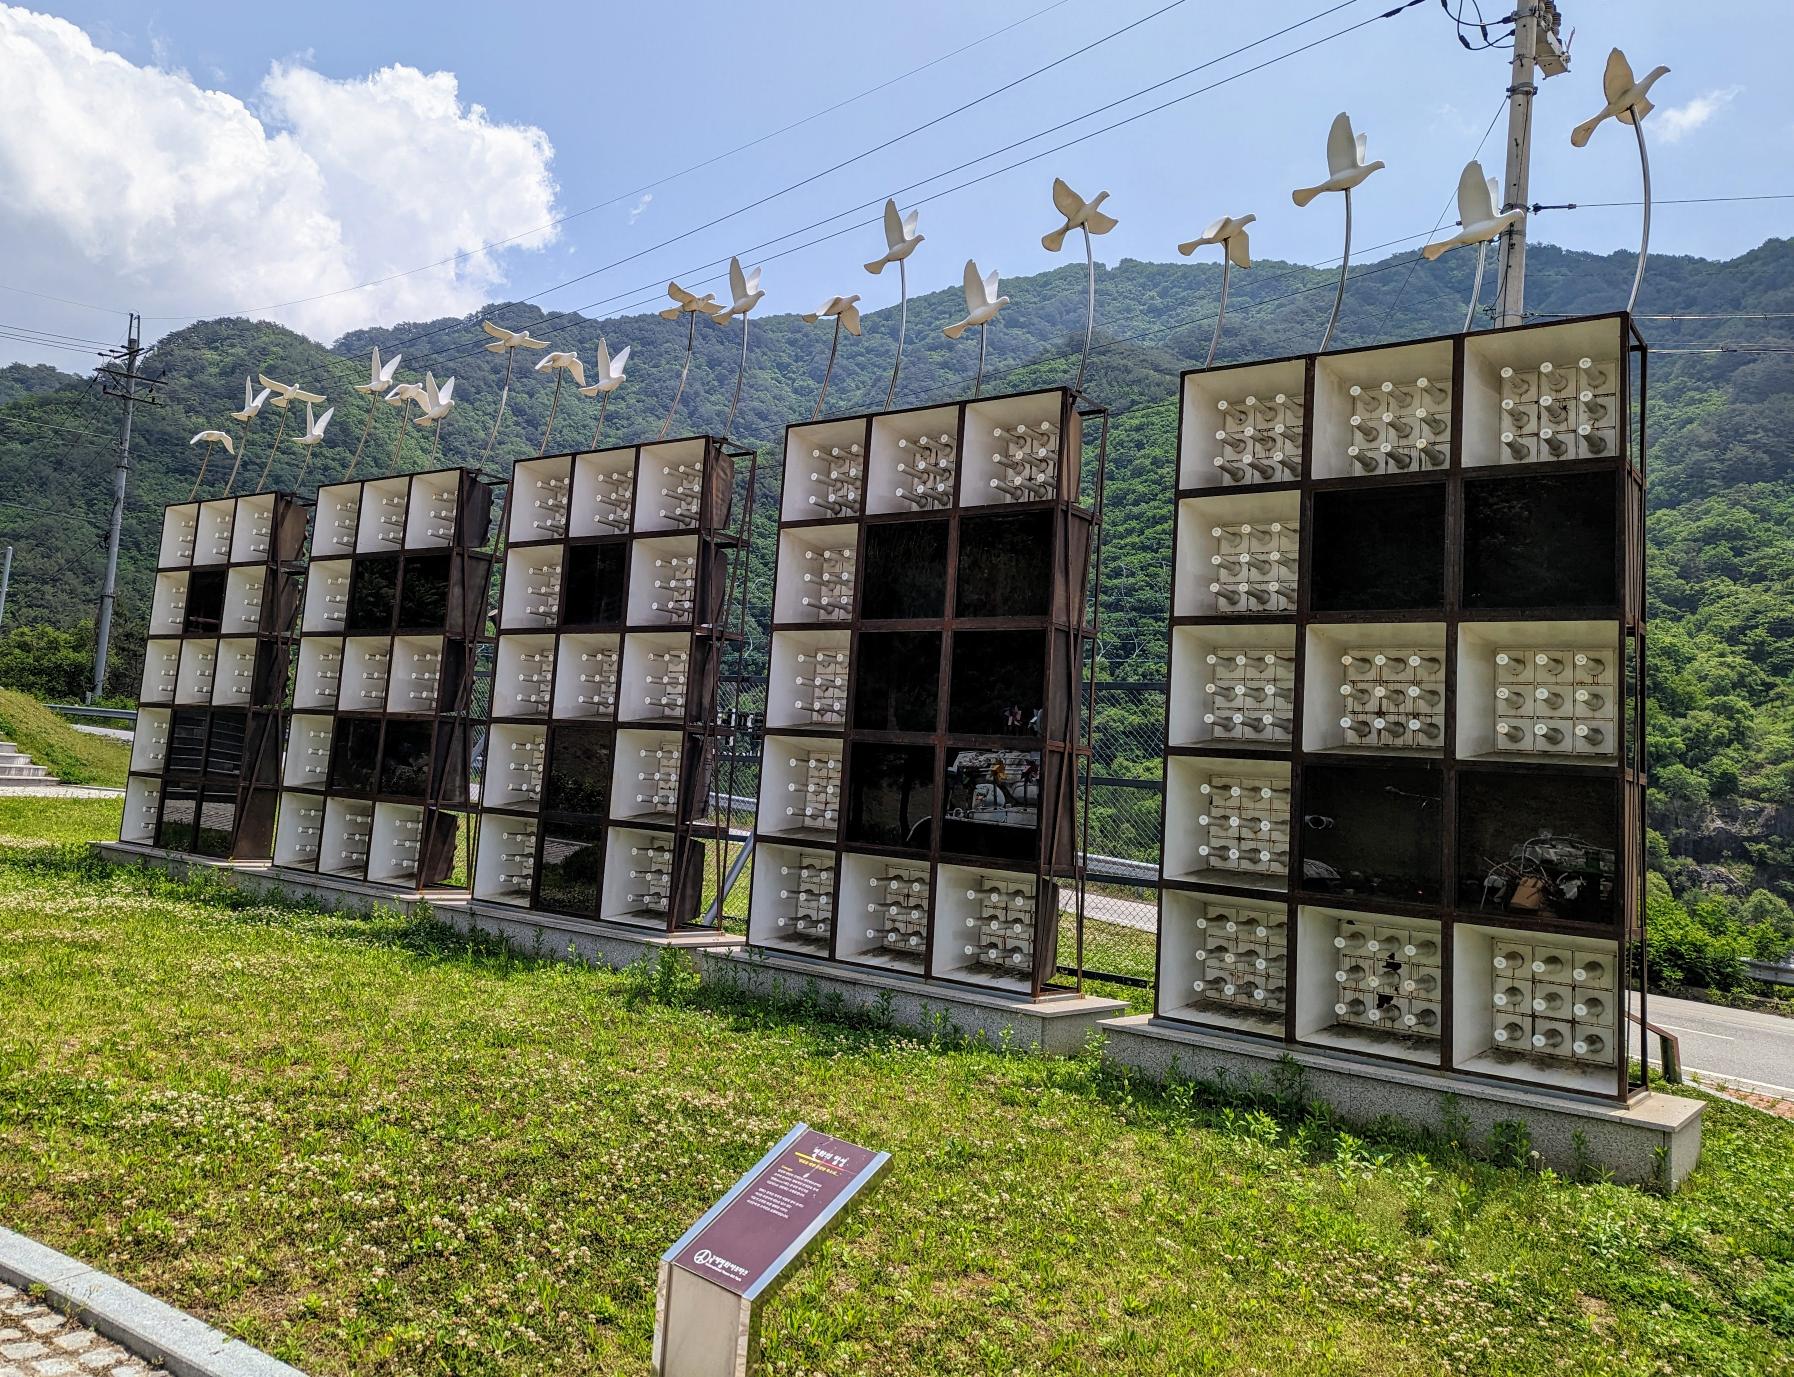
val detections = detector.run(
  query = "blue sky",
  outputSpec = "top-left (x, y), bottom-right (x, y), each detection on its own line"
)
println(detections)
top-left (0, 0), bottom-right (1788, 367)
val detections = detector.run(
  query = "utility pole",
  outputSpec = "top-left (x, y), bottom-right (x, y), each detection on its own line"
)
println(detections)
top-left (1496, 1), bottom-right (1571, 327)
top-left (93, 312), bottom-right (161, 703)
top-left (0, 545), bottom-right (12, 629)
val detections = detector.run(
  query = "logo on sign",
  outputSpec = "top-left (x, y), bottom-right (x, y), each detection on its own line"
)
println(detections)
top-left (691, 1248), bottom-right (750, 1283)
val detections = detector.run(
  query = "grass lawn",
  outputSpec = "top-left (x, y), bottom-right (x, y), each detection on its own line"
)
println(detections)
top-left (1, 800), bottom-right (1791, 1376)
top-left (0, 689), bottom-right (131, 787)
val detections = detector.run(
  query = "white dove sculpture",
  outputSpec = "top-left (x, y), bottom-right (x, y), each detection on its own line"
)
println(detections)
top-left (535, 352), bottom-right (584, 454)
top-left (413, 373), bottom-right (455, 426)
top-left (943, 260), bottom-right (1009, 398)
top-left (255, 394), bottom-right (329, 493)
top-left (1424, 161), bottom-right (1526, 331)
top-left (187, 429), bottom-right (234, 500)
top-left (287, 400), bottom-right (335, 491)
top-left (865, 199), bottom-right (925, 407)
top-left (1292, 112), bottom-right (1384, 350)
top-left (385, 379), bottom-right (426, 467)
top-left (230, 376), bottom-right (270, 423)
top-left (1042, 178), bottom-right (1118, 392)
top-left (356, 346), bottom-right (402, 393)
top-left (480, 320), bottom-right (549, 461)
top-left (1178, 213), bottom-right (1257, 369)
top-left (804, 294), bottom-right (864, 421)
top-left (659, 279), bottom-right (724, 439)
top-left (714, 257), bottom-right (765, 439)
top-left (1572, 48), bottom-right (1671, 313)
top-left (258, 375), bottom-right (325, 409)
top-left (578, 337), bottom-right (631, 447)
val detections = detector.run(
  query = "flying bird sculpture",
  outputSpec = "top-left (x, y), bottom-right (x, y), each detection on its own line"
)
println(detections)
top-left (221, 375), bottom-right (270, 494)
top-left (385, 378), bottom-right (426, 467)
top-left (865, 198), bottom-right (925, 406)
top-left (288, 401), bottom-right (336, 490)
top-left (187, 429), bottom-right (234, 500)
top-left (1292, 112), bottom-right (1385, 350)
top-left (577, 337), bottom-right (631, 448)
top-left (803, 294), bottom-right (863, 420)
top-left (1571, 48), bottom-right (1670, 313)
top-left (713, 257), bottom-right (765, 438)
top-left (1178, 212), bottom-right (1256, 368)
top-left (659, 279), bottom-right (725, 439)
top-left (480, 319), bottom-right (550, 462)
top-left (411, 372), bottom-right (456, 461)
top-left (534, 351), bottom-right (584, 454)
top-left (346, 346), bottom-right (402, 479)
top-left (1041, 178), bottom-right (1118, 392)
top-left (1423, 161), bottom-right (1526, 330)
top-left (241, 376), bottom-right (321, 494)
top-left (942, 260), bottom-right (1009, 397)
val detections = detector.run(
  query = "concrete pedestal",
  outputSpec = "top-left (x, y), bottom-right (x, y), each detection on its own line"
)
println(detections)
top-left (1100, 1014), bottom-right (1705, 1188)
top-left (448, 899), bottom-right (742, 969)
top-left (95, 843), bottom-right (450, 915)
top-left (705, 947), bottom-right (1127, 1055)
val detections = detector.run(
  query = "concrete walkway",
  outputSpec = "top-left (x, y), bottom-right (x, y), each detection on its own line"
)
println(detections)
top-left (1, 1280), bottom-right (157, 1376)
top-left (0, 785), bottom-right (123, 799)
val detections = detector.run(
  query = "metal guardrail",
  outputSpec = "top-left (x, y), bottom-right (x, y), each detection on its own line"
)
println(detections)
top-left (48, 704), bottom-right (138, 724)
top-left (1630, 1011), bottom-right (1683, 1084)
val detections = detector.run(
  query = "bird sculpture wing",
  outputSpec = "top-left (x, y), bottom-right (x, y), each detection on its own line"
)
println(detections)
top-left (220, 432), bottom-right (235, 455)
top-left (1227, 220), bottom-right (1253, 268)
top-left (1050, 177), bottom-right (1084, 219)
top-left (1355, 131), bottom-right (1369, 167)
top-left (243, 374), bottom-right (255, 408)
top-left (314, 406), bottom-right (334, 436)
top-left (291, 386), bottom-right (325, 404)
top-left (902, 209), bottom-right (919, 240)
top-left (567, 359), bottom-right (586, 387)
top-left (257, 374), bottom-right (289, 396)
top-left (1325, 113), bottom-right (1357, 176)
top-left (609, 344), bottom-right (630, 376)
top-left (982, 267), bottom-right (1002, 304)
top-left (437, 378), bottom-right (454, 404)
top-left (483, 320), bottom-right (511, 341)
top-left (729, 257), bottom-right (748, 303)
top-left (302, 401), bottom-right (316, 431)
top-left (666, 280), bottom-right (699, 307)
top-left (380, 352), bottom-right (400, 383)
top-left (369, 346), bottom-right (383, 382)
top-left (840, 301), bottom-right (862, 336)
top-left (883, 198), bottom-right (905, 248)
top-left (962, 259), bottom-right (987, 310)
top-left (1085, 203), bottom-right (1118, 236)
top-left (1603, 47), bottom-right (1636, 106)
top-left (1459, 159), bottom-right (1497, 226)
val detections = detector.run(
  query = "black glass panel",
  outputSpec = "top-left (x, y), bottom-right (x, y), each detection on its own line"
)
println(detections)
top-left (347, 554), bottom-right (400, 633)
top-left (167, 708), bottom-right (209, 774)
top-left (844, 742), bottom-right (935, 851)
top-left (564, 542), bottom-right (629, 627)
top-left (1457, 770), bottom-right (1618, 924)
top-left (955, 510), bottom-right (1053, 619)
top-left (1299, 760), bottom-right (1443, 903)
top-left (536, 817), bottom-right (604, 917)
top-left (155, 786), bottom-right (198, 851)
top-left (852, 631), bottom-right (941, 733)
top-left (545, 724), bottom-right (614, 816)
top-left (1463, 473), bottom-right (1618, 609)
top-left (183, 569), bottom-right (227, 635)
top-left (203, 709), bottom-right (248, 777)
top-left (948, 630), bottom-right (1045, 737)
top-left (329, 717), bottom-right (382, 795)
top-left (1310, 485), bottom-right (1446, 613)
top-left (379, 720), bottom-right (434, 798)
top-left (860, 520), bottom-right (947, 620)
top-left (398, 551), bottom-right (453, 631)
top-left (941, 747), bottom-right (1041, 863)
top-left (192, 789), bottom-right (237, 858)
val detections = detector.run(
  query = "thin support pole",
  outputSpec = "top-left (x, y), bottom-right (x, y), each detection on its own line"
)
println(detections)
top-left (539, 373), bottom-right (565, 455)
top-left (884, 257), bottom-right (908, 409)
top-left (1320, 187), bottom-right (1352, 352)
top-left (1464, 239), bottom-right (1490, 334)
top-left (974, 322), bottom-right (989, 398)
top-left (0, 545), bottom-right (12, 629)
top-left (428, 415), bottom-right (445, 463)
top-left (660, 313), bottom-right (698, 440)
top-left (220, 417), bottom-right (254, 496)
top-left (252, 408), bottom-right (290, 494)
top-left (590, 392), bottom-right (611, 450)
top-left (723, 315), bottom-right (750, 440)
top-left (1629, 118), bottom-right (1653, 315)
top-left (187, 442), bottom-right (215, 501)
top-left (481, 350), bottom-right (515, 463)
top-left (390, 400), bottom-right (411, 468)
top-left (344, 401), bottom-right (377, 481)
top-left (1074, 225), bottom-right (1096, 395)
top-left (293, 447), bottom-right (318, 494)
top-left (811, 317), bottom-right (843, 422)
top-left (1204, 258), bottom-right (1233, 370)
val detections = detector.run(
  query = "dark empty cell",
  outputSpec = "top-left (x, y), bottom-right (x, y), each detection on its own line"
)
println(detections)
top-left (379, 720), bottom-right (435, 798)
top-left (155, 786), bottom-right (198, 851)
top-left (182, 569), bottom-right (228, 634)
top-left (166, 708), bottom-right (209, 774)
top-left (852, 631), bottom-right (942, 732)
top-left (955, 509), bottom-right (1054, 618)
top-left (329, 717), bottom-right (382, 795)
top-left (564, 542), bottom-right (629, 627)
top-left (940, 748), bottom-right (1041, 863)
top-left (1463, 473), bottom-right (1618, 609)
top-left (203, 709), bottom-right (248, 777)
top-left (844, 741), bottom-right (936, 851)
top-left (536, 817), bottom-right (604, 916)
top-left (398, 551), bottom-right (453, 630)
top-left (192, 789), bottom-right (238, 858)
top-left (347, 554), bottom-right (401, 633)
top-left (860, 520), bottom-right (948, 620)
top-left (544, 724), bottom-right (614, 815)
top-left (430, 721), bottom-right (472, 807)
top-left (1310, 485), bottom-right (1446, 612)
top-left (239, 714), bottom-right (282, 787)
top-left (948, 630), bottom-right (1046, 737)
top-left (1299, 760), bottom-right (1443, 904)
top-left (1457, 770), bottom-right (1619, 924)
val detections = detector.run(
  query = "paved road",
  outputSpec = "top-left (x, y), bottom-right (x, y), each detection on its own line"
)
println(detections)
top-left (1635, 991), bottom-right (1794, 1098)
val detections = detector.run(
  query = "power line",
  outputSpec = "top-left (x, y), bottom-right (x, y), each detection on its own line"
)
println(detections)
top-left (0, 282), bottom-right (124, 316)
top-left (0, 414), bottom-right (114, 442)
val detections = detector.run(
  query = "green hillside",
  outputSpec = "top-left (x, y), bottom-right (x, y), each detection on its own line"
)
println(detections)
top-left (1, 238), bottom-right (1791, 924)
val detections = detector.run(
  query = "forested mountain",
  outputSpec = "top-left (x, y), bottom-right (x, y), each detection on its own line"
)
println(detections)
top-left (2, 237), bottom-right (1791, 916)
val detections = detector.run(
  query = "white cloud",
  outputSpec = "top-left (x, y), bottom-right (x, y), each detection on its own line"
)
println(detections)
top-left (628, 192), bottom-right (653, 224)
top-left (0, 6), bottom-right (561, 348)
top-left (1656, 85), bottom-right (1742, 143)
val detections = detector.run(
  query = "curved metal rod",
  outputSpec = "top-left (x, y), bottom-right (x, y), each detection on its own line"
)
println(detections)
top-left (1628, 117), bottom-right (1652, 315)
top-left (251, 408), bottom-right (290, 494)
top-left (293, 446), bottom-right (319, 494)
top-left (723, 314), bottom-right (750, 440)
top-left (1204, 257), bottom-right (1233, 370)
top-left (1074, 223), bottom-right (1096, 394)
top-left (539, 373), bottom-right (565, 455)
top-left (187, 442), bottom-right (216, 501)
top-left (344, 402), bottom-right (377, 482)
top-left (390, 399), bottom-right (411, 468)
top-left (884, 257), bottom-right (908, 410)
top-left (1320, 187), bottom-right (1352, 352)
top-left (481, 350), bottom-right (515, 462)
top-left (589, 392), bottom-right (611, 450)
top-left (1464, 239), bottom-right (1490, 334)
top-left (428, 414), bottom-right (446, 464)
top-left (660, 312), bottom-right (698, 440)
top-left (975, 321), bottom-right (989, 398)
top-left (811, 316), bottom-right (843, 422)
top-left (219, 417), bottom-right (255, 497)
